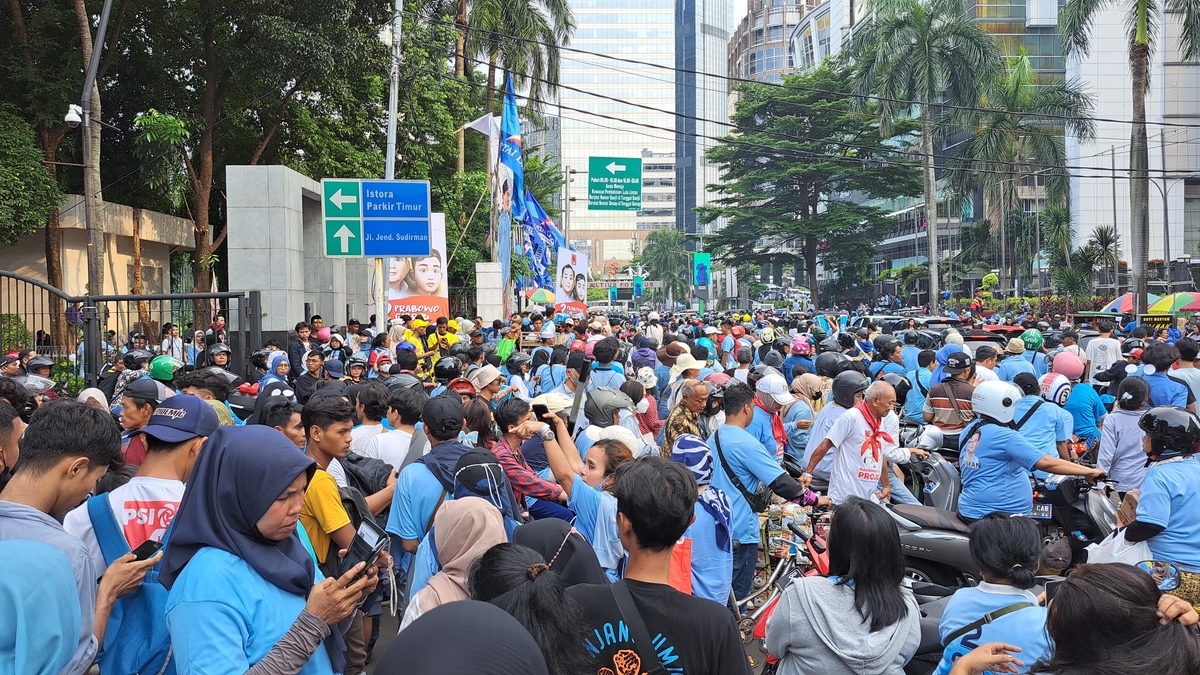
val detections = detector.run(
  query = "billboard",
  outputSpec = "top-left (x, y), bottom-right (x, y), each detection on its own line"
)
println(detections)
top-left (554, 247), bottom-right (589, 315)
top-left (387, 213), bottom-right (449, 320)
top-left (693, 252), bottom-right (711, 300)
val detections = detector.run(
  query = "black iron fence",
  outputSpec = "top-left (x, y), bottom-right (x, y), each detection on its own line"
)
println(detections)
top-left (1, 271), bottom-right (261, 387)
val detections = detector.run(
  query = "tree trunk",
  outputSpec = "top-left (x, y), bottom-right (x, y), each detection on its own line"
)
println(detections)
top-left (1130, 41), bottom-right (1150, 316)
top-left (805, 240), bottom-right (819, 310)
top-left (921, 108), bottom-right (939, 308)
top-left (486, 56), bottom-right (497, 116)
top-left (455, 0), bottom-right (467, 174)
top-left (132, 208), bottom-right (152, 334)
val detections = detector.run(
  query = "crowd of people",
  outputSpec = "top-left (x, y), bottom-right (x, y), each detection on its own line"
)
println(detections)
top-left (1, 304), bottom-right (1200, 675)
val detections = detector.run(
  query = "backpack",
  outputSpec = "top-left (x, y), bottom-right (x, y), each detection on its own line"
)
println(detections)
top-left (320, 485), bottom-right (377, 580)
top-left (86, 496), bottom-right (175, 675)
top-left (339, 453), bottom-right (394, 528)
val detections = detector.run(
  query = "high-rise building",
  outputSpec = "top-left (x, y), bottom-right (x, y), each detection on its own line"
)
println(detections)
top-left (558, 0), bottom-right (676, 271)
top-left (676, 0), bottom-right (733, 241)
top-left (728, 0), bottom-right (814, 85)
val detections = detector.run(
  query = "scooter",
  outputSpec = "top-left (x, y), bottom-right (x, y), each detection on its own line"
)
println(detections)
top-left (1032, 474), bottom-right (1118, 564)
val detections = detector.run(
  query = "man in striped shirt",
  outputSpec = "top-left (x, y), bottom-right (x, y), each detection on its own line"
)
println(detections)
top-left (922, 351), bottom-right (976, 448)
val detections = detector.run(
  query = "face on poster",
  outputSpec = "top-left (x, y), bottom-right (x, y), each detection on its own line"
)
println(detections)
top-left (555, 247), bottom-right (588, 312)
top-left (387, 213), bottom-right (449, 320)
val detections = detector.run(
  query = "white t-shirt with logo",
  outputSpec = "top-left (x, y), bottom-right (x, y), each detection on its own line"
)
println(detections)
top-left (362, 429), bottom-right (414, 470)
top-left (63, 476), bottom-right (185, 572)
top-left (1086, 337), bottom-right (1121, 384)
top-left (823, 408), bottom-right (909, 505)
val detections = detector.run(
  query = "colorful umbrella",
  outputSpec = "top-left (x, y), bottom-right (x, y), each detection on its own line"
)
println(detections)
top-left (1101, 292), bottom-right (1161, 313)
top-left (1147, 292), bottom-right (1200, 314)
top-left (1179, 299), bottom-right (1200, 313)
top-left (525, 288), bottom-right (555, 304)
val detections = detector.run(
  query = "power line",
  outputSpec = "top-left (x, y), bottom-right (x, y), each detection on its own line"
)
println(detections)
top-left (431, 18), bottom-right (1200, 130)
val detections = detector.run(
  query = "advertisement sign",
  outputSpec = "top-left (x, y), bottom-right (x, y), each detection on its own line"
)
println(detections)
top-left (554, 247), bottom-right (589, 315)
top-left (693, 252), bottom-right (711, 300)
top-left (387, 213), bottom-right (448, 320)
top-left (1138, 314), bottom-right (1175, 331)
top-left (633, 276), bottom-right (644, 297)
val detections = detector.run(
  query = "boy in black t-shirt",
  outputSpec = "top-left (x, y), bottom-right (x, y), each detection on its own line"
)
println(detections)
top-left (567, 457), bottom-right (752, 675)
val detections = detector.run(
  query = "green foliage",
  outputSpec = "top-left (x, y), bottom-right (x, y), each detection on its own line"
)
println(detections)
top-left (0, 315), bottom-right (32, 353)
top-left (51, 359), bottom-right (84, 398)
top-left (587, 288), bottom-right (607, 302)
top-left (0, 112), bottom-right (62, 245)
top-left (982, 273), bottom-right (999, 290)
top-left (700, 62), bottom-right (922, 309)
top-left (524, 148), bottom-right (563, 220)
top-left (133, 110), bottom-right (192, 212)
top-left (630, 228), bottom-right (693, 304)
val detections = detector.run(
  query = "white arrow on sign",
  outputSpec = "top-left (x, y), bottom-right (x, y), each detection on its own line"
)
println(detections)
top-left (333, 225), bottom-right (356, 253)
top-left (605, 161), bottom-right (627, 174)
top-left (329, 188), bottom-right (358, 210)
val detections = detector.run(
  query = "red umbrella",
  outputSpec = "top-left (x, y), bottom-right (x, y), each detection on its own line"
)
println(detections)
top-left (1179, 299), bottom-right (1200, 313)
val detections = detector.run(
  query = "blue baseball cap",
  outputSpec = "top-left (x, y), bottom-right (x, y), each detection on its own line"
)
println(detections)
top-left (132, 394), bottom-right (220, 443)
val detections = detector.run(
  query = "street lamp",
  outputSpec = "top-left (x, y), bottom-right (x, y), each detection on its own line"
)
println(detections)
top-left (1147, 167), bottom-right (1199, 293)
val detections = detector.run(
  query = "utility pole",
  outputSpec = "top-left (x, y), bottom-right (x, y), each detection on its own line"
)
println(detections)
top-left (1112, 147), bottom-right (1119, 293)
top-left (380, 0), bottom-right (404, 337)
top-left (1161, 129), bottom-right (1171, 292)
top-left (76, 0), bottom-right (115, 296)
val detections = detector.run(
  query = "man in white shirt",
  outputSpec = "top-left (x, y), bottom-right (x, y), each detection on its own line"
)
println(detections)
top-left (802, 381), bottom-right (926, 505)
top-left (973, 345), bottom-right (1000, 383)
top-left (64, 395), bottom-right (217, 571)
top-left (1085, 321), bottom-right (1121, 385)
top-left (362, 387), bottom-right (423, 469)
top-left (350, 383), bottom-right (389, 455)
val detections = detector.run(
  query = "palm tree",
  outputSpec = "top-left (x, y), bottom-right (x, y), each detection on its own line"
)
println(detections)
top-left (1040, 205), bottom-right (1074, 270)
top-left (850, 0), bottom-right (1001, 306)
top-left (1061, 0), bottom-right (1199, 318)
top-left (944, 48), bottom-right (1095, 225)
top-left (631, 228), bottom-right (693, 306)
top-left (465, 0), bottom-right (573, 116)
top-left (1088, 225), bottom-right (1120, 294)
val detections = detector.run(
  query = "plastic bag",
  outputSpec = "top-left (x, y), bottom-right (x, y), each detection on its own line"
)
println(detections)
top-left (1086, 527), bottom-right (1152, 565)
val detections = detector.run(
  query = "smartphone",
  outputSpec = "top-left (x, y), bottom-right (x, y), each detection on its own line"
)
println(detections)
top-left (1044, 578), bottom-right (1064, 604)
top-left (532, 403), bottom-right (550, 420)
top-left (131, 539), bottom-right (164, 561)
top-left (337, 519), bottom-right (388, 583)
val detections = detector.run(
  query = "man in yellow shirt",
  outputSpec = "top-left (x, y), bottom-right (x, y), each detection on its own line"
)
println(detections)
top-left (299, 397), bottom-right (356, 565)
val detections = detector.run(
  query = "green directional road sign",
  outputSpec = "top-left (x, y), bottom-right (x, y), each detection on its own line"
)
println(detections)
top-left (323, 181), bottom-right (361, 218)
top-left (325, 220), bottom-right (363, 256)
top-left (588, 156), bottom-right (642, 210)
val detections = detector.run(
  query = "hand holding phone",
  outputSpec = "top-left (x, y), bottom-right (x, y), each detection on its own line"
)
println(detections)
top-left (532, 403), bottom-right (551, 420)
top-left (336, 520), bottom-right (388, 585)
top-left (131, 539), bottom-right (164, 561)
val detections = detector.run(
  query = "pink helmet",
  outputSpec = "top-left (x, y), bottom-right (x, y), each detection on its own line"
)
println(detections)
top-left (1051, 352), bottom-right (1085, 381)
top-left (791, 335), bottom-right (811, 356)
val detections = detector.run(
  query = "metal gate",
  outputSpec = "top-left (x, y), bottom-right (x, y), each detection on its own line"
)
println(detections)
top-left (1, 271), bottom-right (261, 387)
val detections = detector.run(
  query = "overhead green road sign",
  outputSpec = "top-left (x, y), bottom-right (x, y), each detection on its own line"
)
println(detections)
top-left (588, 156), bottom-right (642, 210)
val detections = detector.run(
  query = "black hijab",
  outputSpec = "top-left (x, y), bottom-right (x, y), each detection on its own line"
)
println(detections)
top-left (247, 381), bottom-right (297, 425)
top-left (376, 601), bottom-right (548, 675)
top-left (159, 425), bottom-right (317, 595)
top-left (513, 518), bottom-right (606, 587)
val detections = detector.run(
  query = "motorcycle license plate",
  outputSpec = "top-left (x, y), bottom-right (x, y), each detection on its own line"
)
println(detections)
top-left (1030, 503), bottom-right (1053, 520)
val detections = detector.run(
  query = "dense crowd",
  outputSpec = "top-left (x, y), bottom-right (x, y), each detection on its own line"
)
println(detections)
top-left (1, 305), bottom-right (1200, 675)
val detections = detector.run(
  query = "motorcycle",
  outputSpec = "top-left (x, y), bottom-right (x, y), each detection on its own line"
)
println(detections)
top-left (1031, 474), bottom-right (1118, 564)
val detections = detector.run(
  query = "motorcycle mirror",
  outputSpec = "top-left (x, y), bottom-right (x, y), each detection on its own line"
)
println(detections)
top-left (1136, 560), bottom-right (1181, 592)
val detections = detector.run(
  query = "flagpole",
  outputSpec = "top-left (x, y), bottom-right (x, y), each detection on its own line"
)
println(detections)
top-left (380, 0), bottom-right (403, 335)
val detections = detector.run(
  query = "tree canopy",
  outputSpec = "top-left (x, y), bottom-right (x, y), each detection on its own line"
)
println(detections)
top-left (0, 112), bottom-right (62, 246)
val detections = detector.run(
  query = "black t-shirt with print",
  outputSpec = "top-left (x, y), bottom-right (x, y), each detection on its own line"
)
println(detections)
top-left (566, 579), bottom-right (751, 675)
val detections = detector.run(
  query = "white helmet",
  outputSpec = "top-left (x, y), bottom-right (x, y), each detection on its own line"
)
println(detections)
top-left (1040, 373), bottom-right (1072, 406)
top-left (971, 380), bottom-right (1022, 424)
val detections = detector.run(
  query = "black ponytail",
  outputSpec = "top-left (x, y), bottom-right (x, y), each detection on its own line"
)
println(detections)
top-left (967, 513), bottom-right (1041, 589)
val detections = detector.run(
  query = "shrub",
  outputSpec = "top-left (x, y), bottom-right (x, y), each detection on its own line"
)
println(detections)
top-left (0, 314), bottom-right (32, 353)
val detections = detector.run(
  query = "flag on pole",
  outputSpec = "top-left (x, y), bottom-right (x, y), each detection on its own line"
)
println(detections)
top-left (499, 75), bottom-right (526, 221)
top-left (463, 113), bottom-right (499, 169)
top-left (496, 73), bottom-right (525, 311)
top-left (518, 190), bottom-right (565, 290)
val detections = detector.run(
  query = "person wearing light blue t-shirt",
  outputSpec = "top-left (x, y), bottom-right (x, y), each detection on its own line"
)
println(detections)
top-left (1063, 379), bottom-right (1106, 445)
top-left (1124, 407), bottom-right (1200, 577)
top-left (668, 434), bottom-right (734, 603)
top-left (901, 336), bottom-right (921, 372)
top-left (996, 347), bottom-right (1036, 382)
top-left (934, 513), bottom-right (1052, 675)
top-left (957, 381), bottom-right (1104, 521)
top-left (1023, 349), bottom-right (1049, 377)
top-left (905, 353), bottom-right (935, 425)
top-left (782, 376), bottom-right (820, 460)
top-left (1011, 373), bottom-right (1072, 460)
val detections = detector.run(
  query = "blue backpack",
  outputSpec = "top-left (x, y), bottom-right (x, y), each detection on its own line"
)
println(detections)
top-left (86, 496), bottom-right (176, 675)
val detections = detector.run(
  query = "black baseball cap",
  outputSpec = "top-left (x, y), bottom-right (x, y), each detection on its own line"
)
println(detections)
top-left (423, 394), bottom-right (465, 439)
top-left (944, 351), bottom-right (974, 374)
top-left (123, 378), bottom-right (168, 403)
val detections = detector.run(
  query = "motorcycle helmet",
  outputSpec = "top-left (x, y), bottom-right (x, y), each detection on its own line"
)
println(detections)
top-left (837, 333), bottom-right (856, 351)
top-left (1020, 329), bottom-right (1044, 351)
top-left (251, 349), bottom-right (271, 371)
top-left (760, 327), bottom-right (776, 343)
top-left (880, 372), bottom-right (911, 408)
top-left (875, 338), bottom-right (900, 360)
top-left (815, 351), bottom-right (849, 378)
top-left (818, 337), bottom-right (840, 354)
top-left (703, 381), bottom-right (724, 416)
top-left (448, 342), bottom-right (470, 359)
top-left (747, 364), bottom-right (781, 389)
top-left (1121, 339), bottom-right (1146, 357)
top-left (123, 348), bottom-right (153, 371)
top-left (17, 374), bottom-right (55, 394)
top-left (731, 325), bottom-right (746, 339)
top-left (434, 356), bottom-right (463, 382)
top-left (1051, 352), bottom-right (1085, 381)
top-left (1138, 406), bottom-right (1200, 462)
top-left (811, 325), bottom-right (828, 341)
top-left (506, 352), bottom-right (532, 373)
top-left (872, 335), bottom-right (891, 354)
top-left (971, 380), bottom-right (1022, 424)
top-left (703, 371), bottom-right (732, 387)
top-left (149, 355), bottom-right (184, 382)
top-left (209, 343), bottom-right (232, 357)
top-left (1040, 373), bottom-right (1072, 406)
top-left (855, 328), bottom-right (869, 340)
top-left (831, 371), bottom-right (870, 408)
top-left (26, 356), bottom-right (54, 376)
top-left (762, 351), bottom-right (784, 369)
top-left (383, 372), bottom-right (425, 393)
top-left (583, 387), bottom-right (634, 428)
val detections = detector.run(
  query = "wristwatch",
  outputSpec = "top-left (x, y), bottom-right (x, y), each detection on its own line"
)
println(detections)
top-left (539, 424), bottom-right (555, 441)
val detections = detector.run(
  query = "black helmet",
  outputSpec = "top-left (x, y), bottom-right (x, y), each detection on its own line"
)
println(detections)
top-left (1122, 339), bottom-right (1146, 357)
top-left (704, 381), bottom-right (724, 416)
top-left (208, 343), bottom-right (232, 357)
top-left (1138, 406), bottom-right (1200, 462)
top-left (875, 338), bottom-right (900, 360)
top-left (815, 351), bottom-right (848, 378)
top-left (123, 348), bottom-right (153, 370)
top-left (903, 331), bottom-right (919, 345)
top-left (506, 352), bottom-right (532, 372)
top-left (880, 372), bottom-right (911, 407)
top-left (26, 356), bottom-right (54, 372)
top-left (762, 351), bottom-right (784, 369)
top-left (747, 364), bottom-right (780, 389)
top-left (448, 341), bottom-right (470, 359)
top-left (831, 371), bottom-right (870, 408)
top-left (583, 387), bottom-right (634, 428)
top-left (384, 372), bottom-right (425, 393)
top-left (251, 349), bottom-right (271, 371)
top-left (818, 337), bottom-right (840, 354)
top-left (837, 333), bottom-right (856, 350)
top-left (872, 335), bottom-right (891, 353)
top-left (433, 356), bottom-right (463, 382)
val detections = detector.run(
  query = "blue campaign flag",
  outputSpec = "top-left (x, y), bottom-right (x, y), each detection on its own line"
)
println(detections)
top-left (499, 74), bottom-right (526, 221)
top-left (519, 190), bottom-right (565, 289)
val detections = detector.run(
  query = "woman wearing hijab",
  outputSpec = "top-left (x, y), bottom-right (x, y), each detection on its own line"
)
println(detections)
top-left (513, 518), bottom-right (606, 588)
top-left (784, 373), bottom-right (822, 460)
top-left (246, 381), bottom-right (297, 426)
top-left (0, 540), bottom-right (82, 675)
top-left (399, 496), bottom-right (507, 630)
top-left (160, 426), bottom-right (375, 675)
top-left (669, 434), bottom-right (734, 602)
top-left (259, 352), bottom-right (291, 389)
top-left (76, 387), bottom-right (109, 410)
top-left (378, 601), bottom-right (548, 675)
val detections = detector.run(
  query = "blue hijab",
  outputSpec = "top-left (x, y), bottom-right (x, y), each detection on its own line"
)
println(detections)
top-left (159, 426), bottom-right (317, 595)
top-left (929, 344), bottom-right (961, 386)
top-left (0, 540), bottom-right (81, 675)
top-left (259, 351), bottom-right (290, 388)
top-left (669, 434), bottom-right (733, 552)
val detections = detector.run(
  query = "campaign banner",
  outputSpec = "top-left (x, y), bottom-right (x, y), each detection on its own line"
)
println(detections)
top-left (555, 247), bottom-right (589, 315)
top-left (387, 213), bottom-right (449, 320)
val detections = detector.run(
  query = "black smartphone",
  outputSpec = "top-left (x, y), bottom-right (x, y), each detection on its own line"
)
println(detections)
top-left (336, 519), bottom-right (388, 583)
top-left (131, 539), bottom-right (164, 561)
top-left (532, 403), bottom-right (550, 420)
top-left (1044, 578), bottom-right (1064, 604)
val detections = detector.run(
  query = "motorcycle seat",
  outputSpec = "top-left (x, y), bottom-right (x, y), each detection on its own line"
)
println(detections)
top-left (891, 504), bottom-right (971, 534)
top-left (809, 477), bottom-right (829, 494)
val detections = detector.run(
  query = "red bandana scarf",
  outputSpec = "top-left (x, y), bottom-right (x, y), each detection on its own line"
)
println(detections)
top-left (852, 401), bottom-right (894, 463)
top-left (754, 396), bottom-right (788, 457)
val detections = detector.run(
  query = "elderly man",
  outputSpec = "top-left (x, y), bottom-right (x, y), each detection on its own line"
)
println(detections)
top-left (803, 381), bottom-right (926, 506)
top-left (662, 378), bottom-right (707, 455)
